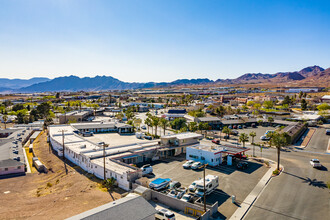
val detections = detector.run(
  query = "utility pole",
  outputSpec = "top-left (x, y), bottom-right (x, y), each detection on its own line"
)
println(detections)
top-left (103, 143), bottom-right (107, 181)
top-left (203, 164), bottom-right (206, 213)
top-left (62, 130), bottom-right (65, 160)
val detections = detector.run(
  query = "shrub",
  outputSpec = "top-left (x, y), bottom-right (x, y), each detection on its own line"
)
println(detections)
top-left (264, 160), bottom-right (269, 166)
top-left (273, 169), bottom-right (279, 175)
top-left (46, 182), bottom-right (53, 188)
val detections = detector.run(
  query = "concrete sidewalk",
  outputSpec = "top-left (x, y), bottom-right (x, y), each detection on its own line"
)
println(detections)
top-left (229, 159), bottom-right (278, 220)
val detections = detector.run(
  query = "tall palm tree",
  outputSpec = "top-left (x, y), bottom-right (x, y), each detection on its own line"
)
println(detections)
top-left (272, 132), bottom-right (288, 171)
top-left (160, 118), bottom-right (169, 136)
top-left (152, 116), bottom-right (160, 137)
top-left (239, 133), bottom-right (249, 148)
top-left (266, 132), bottom-right (274, 148)
top-left (249, 131), bottom-right (257, 156)
top-left (145, 117), bottom-right (152, 135)
top-left (2, 114), bottom-right (8, 129)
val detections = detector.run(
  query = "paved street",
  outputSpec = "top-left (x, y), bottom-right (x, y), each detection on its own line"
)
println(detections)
top-left (244, 147), bottom-right (330, 220)
top-left (306, 127), bottom-right (330, 152)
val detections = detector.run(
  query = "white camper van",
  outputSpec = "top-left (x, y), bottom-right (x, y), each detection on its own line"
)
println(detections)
top-left (195, 175), bottom-right (219, 197)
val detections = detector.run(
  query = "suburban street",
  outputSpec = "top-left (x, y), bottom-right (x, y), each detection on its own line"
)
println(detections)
top-left (244, 146), bottom-right (330, 220)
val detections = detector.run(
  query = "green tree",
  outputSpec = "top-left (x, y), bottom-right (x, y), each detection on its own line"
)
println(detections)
top-left (301, 99), bottom-right (307, 110)
top-left (239, 133), bottom-right (249, 148)
top-left (249, 131), bottom-right (257, 156)
top-left (2, 114), bottom-right (8, 129)
top-left (160, 118), bottom-right (169, 136)
top-left (215, 106), bottom-right (225, 117)
top-left (266, 132), bottom-right (274, 148)
top-left (170, 118), bottom-right (187, 130)
top-left (222, 126), bottom-right (231, 139)
top-left (151, 116), bottom-right (160, 137)
top-left (272, 132), bottom-right (289, 170)
top-left (267, 116), bottom-right (274, 124)
top-left (188, 122), bottom-right (198, 132)
top-left (103, 177), bottom-right (117, 200)
top-left (317, 103), bottom-right (330, 111)
top-left (263, 101), bottom-right (274, 109)
top-left (144, 117), bottom-right (151, 134)
top-left (36, 102), bottom-right (51, 119)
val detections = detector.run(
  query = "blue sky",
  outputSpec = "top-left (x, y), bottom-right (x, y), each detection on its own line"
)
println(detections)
top-left (0, 0), bottom-right (329, 82)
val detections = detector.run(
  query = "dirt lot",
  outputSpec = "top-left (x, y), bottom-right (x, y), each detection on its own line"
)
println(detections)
top-left (0, 131), bottom-right (122, 220)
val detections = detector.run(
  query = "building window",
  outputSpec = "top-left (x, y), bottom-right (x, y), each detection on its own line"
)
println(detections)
top-left (211, 159), bottom-right (213, 162)
top-left (189, 155), bottom-right (199, 159)
top-left (201, 156), bottom-right (205, 160)
top-left (5, 168), bottom-right (8, 171)
top-left (17, 166), bottom-right (21, 169)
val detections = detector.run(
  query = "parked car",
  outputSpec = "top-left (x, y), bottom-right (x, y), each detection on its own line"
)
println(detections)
top-left (310, 159), bottom-right (322, 168)
top-left (326, 129), bottom-right (330, 135)
top-left (167, 190), bottom-right (177, 198)
top-left (141, 164), bottom-right (153, 176)
top-left (251, 123), bottom-right (257, 128)
top-left (243, 125), bottom-right (247, 128)
top-left (233, 125), bottom-right (237, 129)
top-left (169, 181), bottom-right (181, 189)
top-left (182, 160), bottom-right (195, 169)
top-left (237, 162), bottom-right (248, 170)
top-left (230, 130), bottom-right (239, 136)
top-left (144, 135), bottom-right (152, 140)
top-left (212, 139), bottom-right (220, 144)
top-left (155, 209), bottom-right (175, 220)
top-left (260, 136), bottom-right (270, 141)
top-left (191, 162), bottom-right (204, 170)
top-left (238, 125), bottom-right (242, 129)
top-left (180, 194), bottom-right (193, 203)
top-left (188, 180), bottom-right (199, 192)
top-left (82, 131), bottom-right (93, 137)
top-left (155, 208), bottom-right (176, 220)
top-left (228, 125), bottom-right (233, 129)
top-left (141, 125), bottom-right (147, 130)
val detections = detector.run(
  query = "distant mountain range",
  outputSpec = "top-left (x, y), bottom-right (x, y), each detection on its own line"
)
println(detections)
top-left (0, 65), bottom-right (329, 93)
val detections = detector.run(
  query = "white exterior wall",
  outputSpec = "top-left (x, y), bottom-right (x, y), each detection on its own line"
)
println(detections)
top-left (0, 165), bottom-right (25, 176)
top-left (186, 147), bottom-right (222, 167)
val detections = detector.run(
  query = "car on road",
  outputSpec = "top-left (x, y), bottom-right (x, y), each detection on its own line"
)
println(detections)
top-left (191, 162), bottom-right (204, 170)
top-left (188, 180), bottom-right (199, 192)
top-left (212, 139), bottom-right (220, 144)
top-left (180, 194), bottom-right (193, 203)
top-left (326, 129), bottom-right (330, 135)
top-left (155, 208), bottom-right (176, 220)
top-left (182, 160), bottom-right (195, 169)
top-left (310, 159), bottom-right (322, 168)
top-left (237, 161), bottom-right (249, 169)
top-left (260, 135), bottom-right (270, 141)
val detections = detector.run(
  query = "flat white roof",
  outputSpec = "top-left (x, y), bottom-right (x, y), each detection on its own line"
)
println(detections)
top-left (92, 158), bottom-right (136, 174)
top-left (161, 132), bottom-right (203, 140)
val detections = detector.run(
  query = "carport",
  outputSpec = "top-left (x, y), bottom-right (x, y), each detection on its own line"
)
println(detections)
top-left (221, 146), bottom-right (250, 165)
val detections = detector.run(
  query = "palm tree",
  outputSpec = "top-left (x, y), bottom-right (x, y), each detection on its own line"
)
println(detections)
top-left (103, 177), bottom-right (117, 200)
top-left (239, 133), bottom-right (249, 148)
top-left (152, 116), bottom-right (160, 137)
top-left (272, 132), bottom-right (288, 171)
top-left (215, 106), bottom-right (225, 118)
top-left (266, 132), bottom-right (274, 148)
top-left (145, 117), bottom-right (152, 135)
top-left (188, 122), bottom-right (198, 132)
top-left (2, 114), bottom-right (8, 129)
top-left (160, 118), bottom-right (169, 136)
top-left (222, 126), bottom-right (231, 139)
top-left (249, 131), bottom-right (257, 156)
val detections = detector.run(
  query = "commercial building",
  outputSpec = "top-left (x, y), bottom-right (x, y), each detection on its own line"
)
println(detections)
top-left (195, 117), bottom-right (222, 129)
top-left (186, 144), bottom-right (250, 166)
top-left (71, 122), bottom-right (133, 134)
top-left (59, 110), bottom-right (93, 124)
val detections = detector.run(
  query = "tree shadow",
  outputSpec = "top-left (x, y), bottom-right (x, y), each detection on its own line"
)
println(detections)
top-left (283, 171), bottom-right (327, 188)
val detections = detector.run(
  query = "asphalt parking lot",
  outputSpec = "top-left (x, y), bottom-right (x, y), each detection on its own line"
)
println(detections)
top-left (148, 157), bottom-right (269, 219)
top-left (84, 133), bottom-right (154, 147)
top-left (306, 127), bottom-right (330, 152)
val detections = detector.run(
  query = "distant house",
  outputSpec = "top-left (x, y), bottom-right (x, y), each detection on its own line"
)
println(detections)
top-left (195, 117), bottom-right (222, 129)
top-left (321, 95), bottom-right (330, 103)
